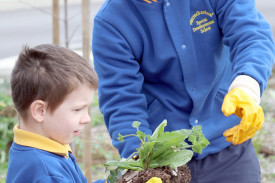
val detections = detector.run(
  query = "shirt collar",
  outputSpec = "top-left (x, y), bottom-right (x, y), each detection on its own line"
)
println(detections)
top-left (13, 125), bottom-right (72, 157)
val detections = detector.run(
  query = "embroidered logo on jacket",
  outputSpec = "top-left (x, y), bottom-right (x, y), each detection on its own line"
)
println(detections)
top-left (143, 0), bottom-right (158, 3)
top-left (190, 10), bottom-right (215, 34)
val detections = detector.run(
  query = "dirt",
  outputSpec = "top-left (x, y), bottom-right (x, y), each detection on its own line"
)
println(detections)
top-left (118, 165), bottom-right (191, 183)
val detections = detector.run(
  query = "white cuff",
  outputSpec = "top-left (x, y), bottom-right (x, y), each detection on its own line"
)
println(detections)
top-left (229, 75), bottom-right (261, 105)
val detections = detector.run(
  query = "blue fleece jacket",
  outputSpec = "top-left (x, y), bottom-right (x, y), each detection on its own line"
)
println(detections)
top-left (92, 0), bottom-right (275, 159)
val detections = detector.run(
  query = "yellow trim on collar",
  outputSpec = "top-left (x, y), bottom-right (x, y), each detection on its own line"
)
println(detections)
top-left (13, 125), bottom-right (72, 157)
top-left (143, 0), bottom-right (158, 3)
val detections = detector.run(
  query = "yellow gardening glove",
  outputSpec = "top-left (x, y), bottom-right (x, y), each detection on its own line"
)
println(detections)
top-left (222, 88), bottom-right (264, 145)
top-left (146, 177), bottom-right (162, 183)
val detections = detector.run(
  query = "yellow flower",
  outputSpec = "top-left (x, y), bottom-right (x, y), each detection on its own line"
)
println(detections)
top-left (146, 177), bottom-right (162, 183)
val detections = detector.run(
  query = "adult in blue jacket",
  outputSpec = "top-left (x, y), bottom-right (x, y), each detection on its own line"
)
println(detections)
top-left (92, 0), bottom-right (275, 182)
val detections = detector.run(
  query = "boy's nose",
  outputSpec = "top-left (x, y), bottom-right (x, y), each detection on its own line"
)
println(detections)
top-left (81, 111), bottom-right (91, 124)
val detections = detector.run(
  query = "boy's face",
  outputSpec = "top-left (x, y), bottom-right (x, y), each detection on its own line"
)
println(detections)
top-left (42, 85), bottom-right (94, 144)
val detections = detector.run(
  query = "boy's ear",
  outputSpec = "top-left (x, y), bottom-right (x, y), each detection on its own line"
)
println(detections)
top-left (30, 100), bottom-right (47, 123)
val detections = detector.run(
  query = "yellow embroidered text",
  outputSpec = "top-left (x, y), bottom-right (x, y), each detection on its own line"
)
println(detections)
top-left (190, 11), bottom-right (214, 25)
top-left (190, 10), bottom-right (215, 34)
top-left (193, 20), bottom-right (214, 33)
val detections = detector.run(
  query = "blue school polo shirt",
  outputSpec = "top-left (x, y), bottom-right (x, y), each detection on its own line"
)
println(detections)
top-left (6, 125), bottom-right (87, 183)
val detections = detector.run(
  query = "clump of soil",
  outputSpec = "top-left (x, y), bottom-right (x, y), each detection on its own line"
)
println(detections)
top-left (118, 165), bottom-right (191, 183)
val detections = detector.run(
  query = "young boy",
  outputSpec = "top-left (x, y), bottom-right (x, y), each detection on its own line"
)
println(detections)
top-left (6, 44), bottom-right (98, 183)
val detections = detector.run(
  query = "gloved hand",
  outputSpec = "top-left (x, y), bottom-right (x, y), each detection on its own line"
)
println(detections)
top-left (222, 88), bottom-right (264, 145)
top-left (146, 177), bottom-right (162, 183)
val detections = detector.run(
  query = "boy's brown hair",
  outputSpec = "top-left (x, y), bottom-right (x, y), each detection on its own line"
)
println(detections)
top-left (11, 44), bottom-right (98, 119)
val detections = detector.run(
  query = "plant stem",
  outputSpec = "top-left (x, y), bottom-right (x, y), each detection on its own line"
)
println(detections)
top-left (126, 151), bottom-right (138, 161)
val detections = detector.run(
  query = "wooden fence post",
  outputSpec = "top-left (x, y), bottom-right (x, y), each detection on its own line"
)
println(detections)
top-left (52, 0), bottom-right (59, 44)
top-left (82, 0), bottom-right (92, 181)
top-left (64, 0), bottom-right (69, 48)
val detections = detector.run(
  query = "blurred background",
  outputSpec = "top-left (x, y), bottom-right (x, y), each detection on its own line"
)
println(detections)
top-left (0, 0), bottom-right (274, 182)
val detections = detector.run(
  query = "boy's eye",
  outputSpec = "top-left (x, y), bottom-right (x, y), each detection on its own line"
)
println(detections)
top-left (74, 108), bottom-right (83, 111)
top-left (74, 106), bottom-right (88, 111)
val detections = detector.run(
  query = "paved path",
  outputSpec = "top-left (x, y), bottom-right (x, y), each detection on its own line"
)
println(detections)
top-left (0, 0), bottom-right (103, 12)
top-left (0, 0), bottom-right (104, 76)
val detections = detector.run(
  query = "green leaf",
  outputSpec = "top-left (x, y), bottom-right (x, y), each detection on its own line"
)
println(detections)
top-left (150, 119), bottom-right (167, 141)
top-left (149, 149), bottom-right (193, 169)
top-left (150, 131), bottom-right (187, 160)
top-left (175, 128), bottom-right (192, 139)
top-left (188, 126), bottom-right (210, 154)
top-left (117, 133), bottom-right (124, 142)
top-left (137, 141), bottom-right (156, 168)
top-left (146, 135), bottom-right (151, 141)
top-left (108, 168), bottom-right (120, 183)
top-left (132, 121), bottom-right (141, 130)
top-left (105, 159), bottom-right (143, 171)
top-left (136, 131), bottom-right (146, 141)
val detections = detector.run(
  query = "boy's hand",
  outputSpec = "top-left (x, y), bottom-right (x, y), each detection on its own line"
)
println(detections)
top-left (221, 88), bottom-right (264, 145)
